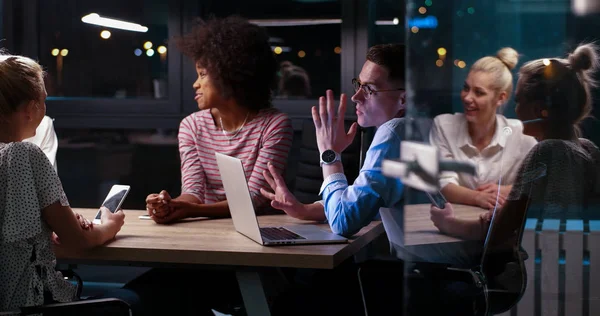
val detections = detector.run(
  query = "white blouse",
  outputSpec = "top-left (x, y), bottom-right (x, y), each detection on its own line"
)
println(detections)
top-left (429, 113), bottom-right (537, 189)
top-left (23, 116), bottom-right (58, 171)
top-left (0, 142), bottom-right (75, 312)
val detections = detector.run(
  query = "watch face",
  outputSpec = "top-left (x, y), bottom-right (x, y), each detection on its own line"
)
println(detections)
top-left (321, 150), bottom-right (337, 163)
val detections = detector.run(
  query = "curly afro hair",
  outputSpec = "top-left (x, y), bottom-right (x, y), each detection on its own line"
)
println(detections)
top-left (176, 16), bottom-right (277, 111)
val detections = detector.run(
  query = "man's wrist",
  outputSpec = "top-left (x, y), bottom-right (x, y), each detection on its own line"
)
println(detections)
top-left (319, 149), bottom-right (342, 166)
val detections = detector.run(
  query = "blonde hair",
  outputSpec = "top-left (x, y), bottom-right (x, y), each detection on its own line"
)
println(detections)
top-left (517, 43), bottom-right (599, 131)
top-left (470, 47), bottom-right (519, 97)
top-left (0, 52), bottom-right (44, 120)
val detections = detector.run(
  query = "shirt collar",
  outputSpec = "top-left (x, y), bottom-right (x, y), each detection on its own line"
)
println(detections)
top-left (458, 114), bottom-right (507, 151)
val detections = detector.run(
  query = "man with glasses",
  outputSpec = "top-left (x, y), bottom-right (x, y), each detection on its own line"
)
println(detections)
top-left (261, 43), bottom-right (406, 237)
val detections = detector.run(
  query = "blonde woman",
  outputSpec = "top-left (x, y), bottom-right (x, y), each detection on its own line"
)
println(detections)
top-left (0, 54), bottom-right (129, 313)
top-left (431, 43), bottom-right (600, 241)
top-left (430, 48), bottom-right (537, 210)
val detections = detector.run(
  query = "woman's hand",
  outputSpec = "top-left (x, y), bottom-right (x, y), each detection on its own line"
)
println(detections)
top-left (260, 162), bottom-right (307, 219)
top-left (430, 202), bottom-right (455, 233)
top-left (74, 212), bottom-right (93, 230)
top-left (474, 190), bottom-right (505, 210)
top-left (146, 190), bottom-right (171, 218)
top-left (99, 206), bottom-right (125, 238)
top-left (149, 200), bottom-right (190, 224)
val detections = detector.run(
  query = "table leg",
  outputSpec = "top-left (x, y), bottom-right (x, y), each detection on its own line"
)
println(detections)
top-left (236, 270), bottom-right (271, 316)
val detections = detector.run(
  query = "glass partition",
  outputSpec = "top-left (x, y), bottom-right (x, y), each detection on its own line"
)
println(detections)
top-left (403, 0), bottom-right (600, 314)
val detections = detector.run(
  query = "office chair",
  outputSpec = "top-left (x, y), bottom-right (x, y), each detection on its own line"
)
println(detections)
top-left (293, 119), bottom-right (362, 203)
top-left (5, 298), bottom-right (132, 316)
top-left (1, 269), bottom-right (133, 316)
top-left (357, 196), bottom-right (531, 316)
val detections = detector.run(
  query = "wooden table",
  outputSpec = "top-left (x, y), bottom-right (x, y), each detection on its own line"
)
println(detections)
top-left (56, 208), bottom-right (385, 315)
top-left (404, 203), bottom-right (487, 246)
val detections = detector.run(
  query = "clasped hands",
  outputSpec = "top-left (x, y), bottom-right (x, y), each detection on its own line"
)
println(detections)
top-left (145, 190), bottom-right (191, 224)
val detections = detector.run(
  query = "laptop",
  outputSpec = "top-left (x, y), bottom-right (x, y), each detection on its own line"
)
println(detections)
top-left (215, 152), bottom-right (348, 246)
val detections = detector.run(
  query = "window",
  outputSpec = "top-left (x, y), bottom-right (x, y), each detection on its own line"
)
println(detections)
top-left (38, 0), bottom-right (172, 99)
top-left (370, 0), bottom-right (404, 46)
top-left (195, 0), bottom-right (342, 98)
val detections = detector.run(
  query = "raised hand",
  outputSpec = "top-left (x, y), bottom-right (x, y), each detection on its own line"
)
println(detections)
top-left (260, 162), bottom-right (306, 219)
top-left (312, 90), bottom-right (358, 154)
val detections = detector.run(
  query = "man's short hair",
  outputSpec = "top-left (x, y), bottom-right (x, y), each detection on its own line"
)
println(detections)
top-left (366, 44), bottom-right (405, 86)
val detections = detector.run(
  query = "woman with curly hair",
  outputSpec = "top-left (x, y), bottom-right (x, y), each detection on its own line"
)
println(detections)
top-left (145, 16), bottom-right (293, 224)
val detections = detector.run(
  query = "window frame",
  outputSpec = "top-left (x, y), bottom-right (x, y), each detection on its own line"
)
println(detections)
top-left (2, 0), bottom-right (376, 129)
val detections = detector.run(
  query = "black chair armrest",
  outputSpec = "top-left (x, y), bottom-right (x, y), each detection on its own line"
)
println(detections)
top-left (18, 298), bottom-right (131, 316)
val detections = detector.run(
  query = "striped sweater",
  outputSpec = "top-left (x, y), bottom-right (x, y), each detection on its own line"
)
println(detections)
top-left (178, 108), bottom-right (293, 210)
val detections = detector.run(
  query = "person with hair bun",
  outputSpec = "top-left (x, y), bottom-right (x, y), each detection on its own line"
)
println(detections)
top-left (431, 43), bottom-right (600, 242)
top-left (0, 54), bottom-right (139, 313)
top-left (430, 48), bottom-right (537, 210)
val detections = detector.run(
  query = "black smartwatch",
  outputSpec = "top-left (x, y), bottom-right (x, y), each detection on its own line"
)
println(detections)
top-left (320, 149), bottom-right (341, 166)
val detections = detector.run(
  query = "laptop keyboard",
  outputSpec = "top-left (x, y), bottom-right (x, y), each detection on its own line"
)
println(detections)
top-left (260, 227), bottom-right (306, 241)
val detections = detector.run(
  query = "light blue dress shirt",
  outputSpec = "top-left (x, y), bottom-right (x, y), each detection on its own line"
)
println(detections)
top-left (319, 118), bottom-right (405, 237)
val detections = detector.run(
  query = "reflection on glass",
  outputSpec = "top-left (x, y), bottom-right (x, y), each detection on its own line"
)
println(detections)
top-left (200, 0), bottom-right (341, 98)
top-left (38, 0), bottom-right (169, 99)
top-left (371, 0), bottom-right (404, 46)
top-left (405, 0), bottom-right (600, 314)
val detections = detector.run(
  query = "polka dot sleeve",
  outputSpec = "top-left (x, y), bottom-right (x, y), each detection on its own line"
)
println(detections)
top-left (1, 142), bottom-right (68, 244)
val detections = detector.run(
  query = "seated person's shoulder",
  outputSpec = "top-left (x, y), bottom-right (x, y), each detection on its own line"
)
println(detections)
top-left (38, 115), bottom-right (54, 129)
top-left (380, 117), bottom-right (405, 131)
top-left (179, 110), bottom-right (210, 133)
top-left (503, 117), bottom-right (537, 147)
top-left (579, 138), bottom-right (600, 153)
top-left (527, 139), bottom-right (573, 161)
top-left (261, 107), bottom-right (289, 120)
top-left (5, 141), bottom-right (43, 154)
top-left (259, 108), bottom-right (292, 127)
top-left (433, 113), bottom-right (464, 128)
top-left (2, 142), bottom-right (47, 163)
top-left (504, 117), bottom-right (525, 131)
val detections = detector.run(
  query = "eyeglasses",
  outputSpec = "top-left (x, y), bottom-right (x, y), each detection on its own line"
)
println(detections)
top-left (352, 78), bottom-right (404, 99)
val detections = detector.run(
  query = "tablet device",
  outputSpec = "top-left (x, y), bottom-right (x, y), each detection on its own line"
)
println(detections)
top-left (93, 184), bottom-right (131, 224)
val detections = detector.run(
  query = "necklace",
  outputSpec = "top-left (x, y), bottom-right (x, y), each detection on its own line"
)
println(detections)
top-left (220, 112), bottom-right (249, 142)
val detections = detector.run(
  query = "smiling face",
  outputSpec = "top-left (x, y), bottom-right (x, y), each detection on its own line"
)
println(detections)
top-left (192, 63), bottom-right (224, 110)
top-left (350, 60), bottom-right (405, 128)
top-left (461, 71), bottom-right (507, 125)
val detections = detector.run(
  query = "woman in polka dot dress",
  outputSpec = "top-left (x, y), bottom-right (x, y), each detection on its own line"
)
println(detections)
top-left (0, 54), bottom-right (126, 312)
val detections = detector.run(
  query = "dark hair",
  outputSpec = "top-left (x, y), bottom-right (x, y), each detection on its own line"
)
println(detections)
top-left (366, 44), bottom-right (405, 86)
top-left (518, 43), bottom-right (599, 134)
top-left (278, 63), bottom-right (310, 97)
top-left (0, 53), bottom-right (44, 121)
top-left (176, 16), bottom-right (277, 111)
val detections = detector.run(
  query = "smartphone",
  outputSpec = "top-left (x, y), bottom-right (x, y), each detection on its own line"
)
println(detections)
top-left (93, 185), bottom-right (131, 224)
top-left (426, 190), bottom-right (447, 209)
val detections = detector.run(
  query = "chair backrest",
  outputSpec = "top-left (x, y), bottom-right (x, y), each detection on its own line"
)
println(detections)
top-left (291, 119), bottom-right (362, 204)
top-left (479, 164), bottom-right (545, 314)
top-left (16, 298), bottom-right (131, 316)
